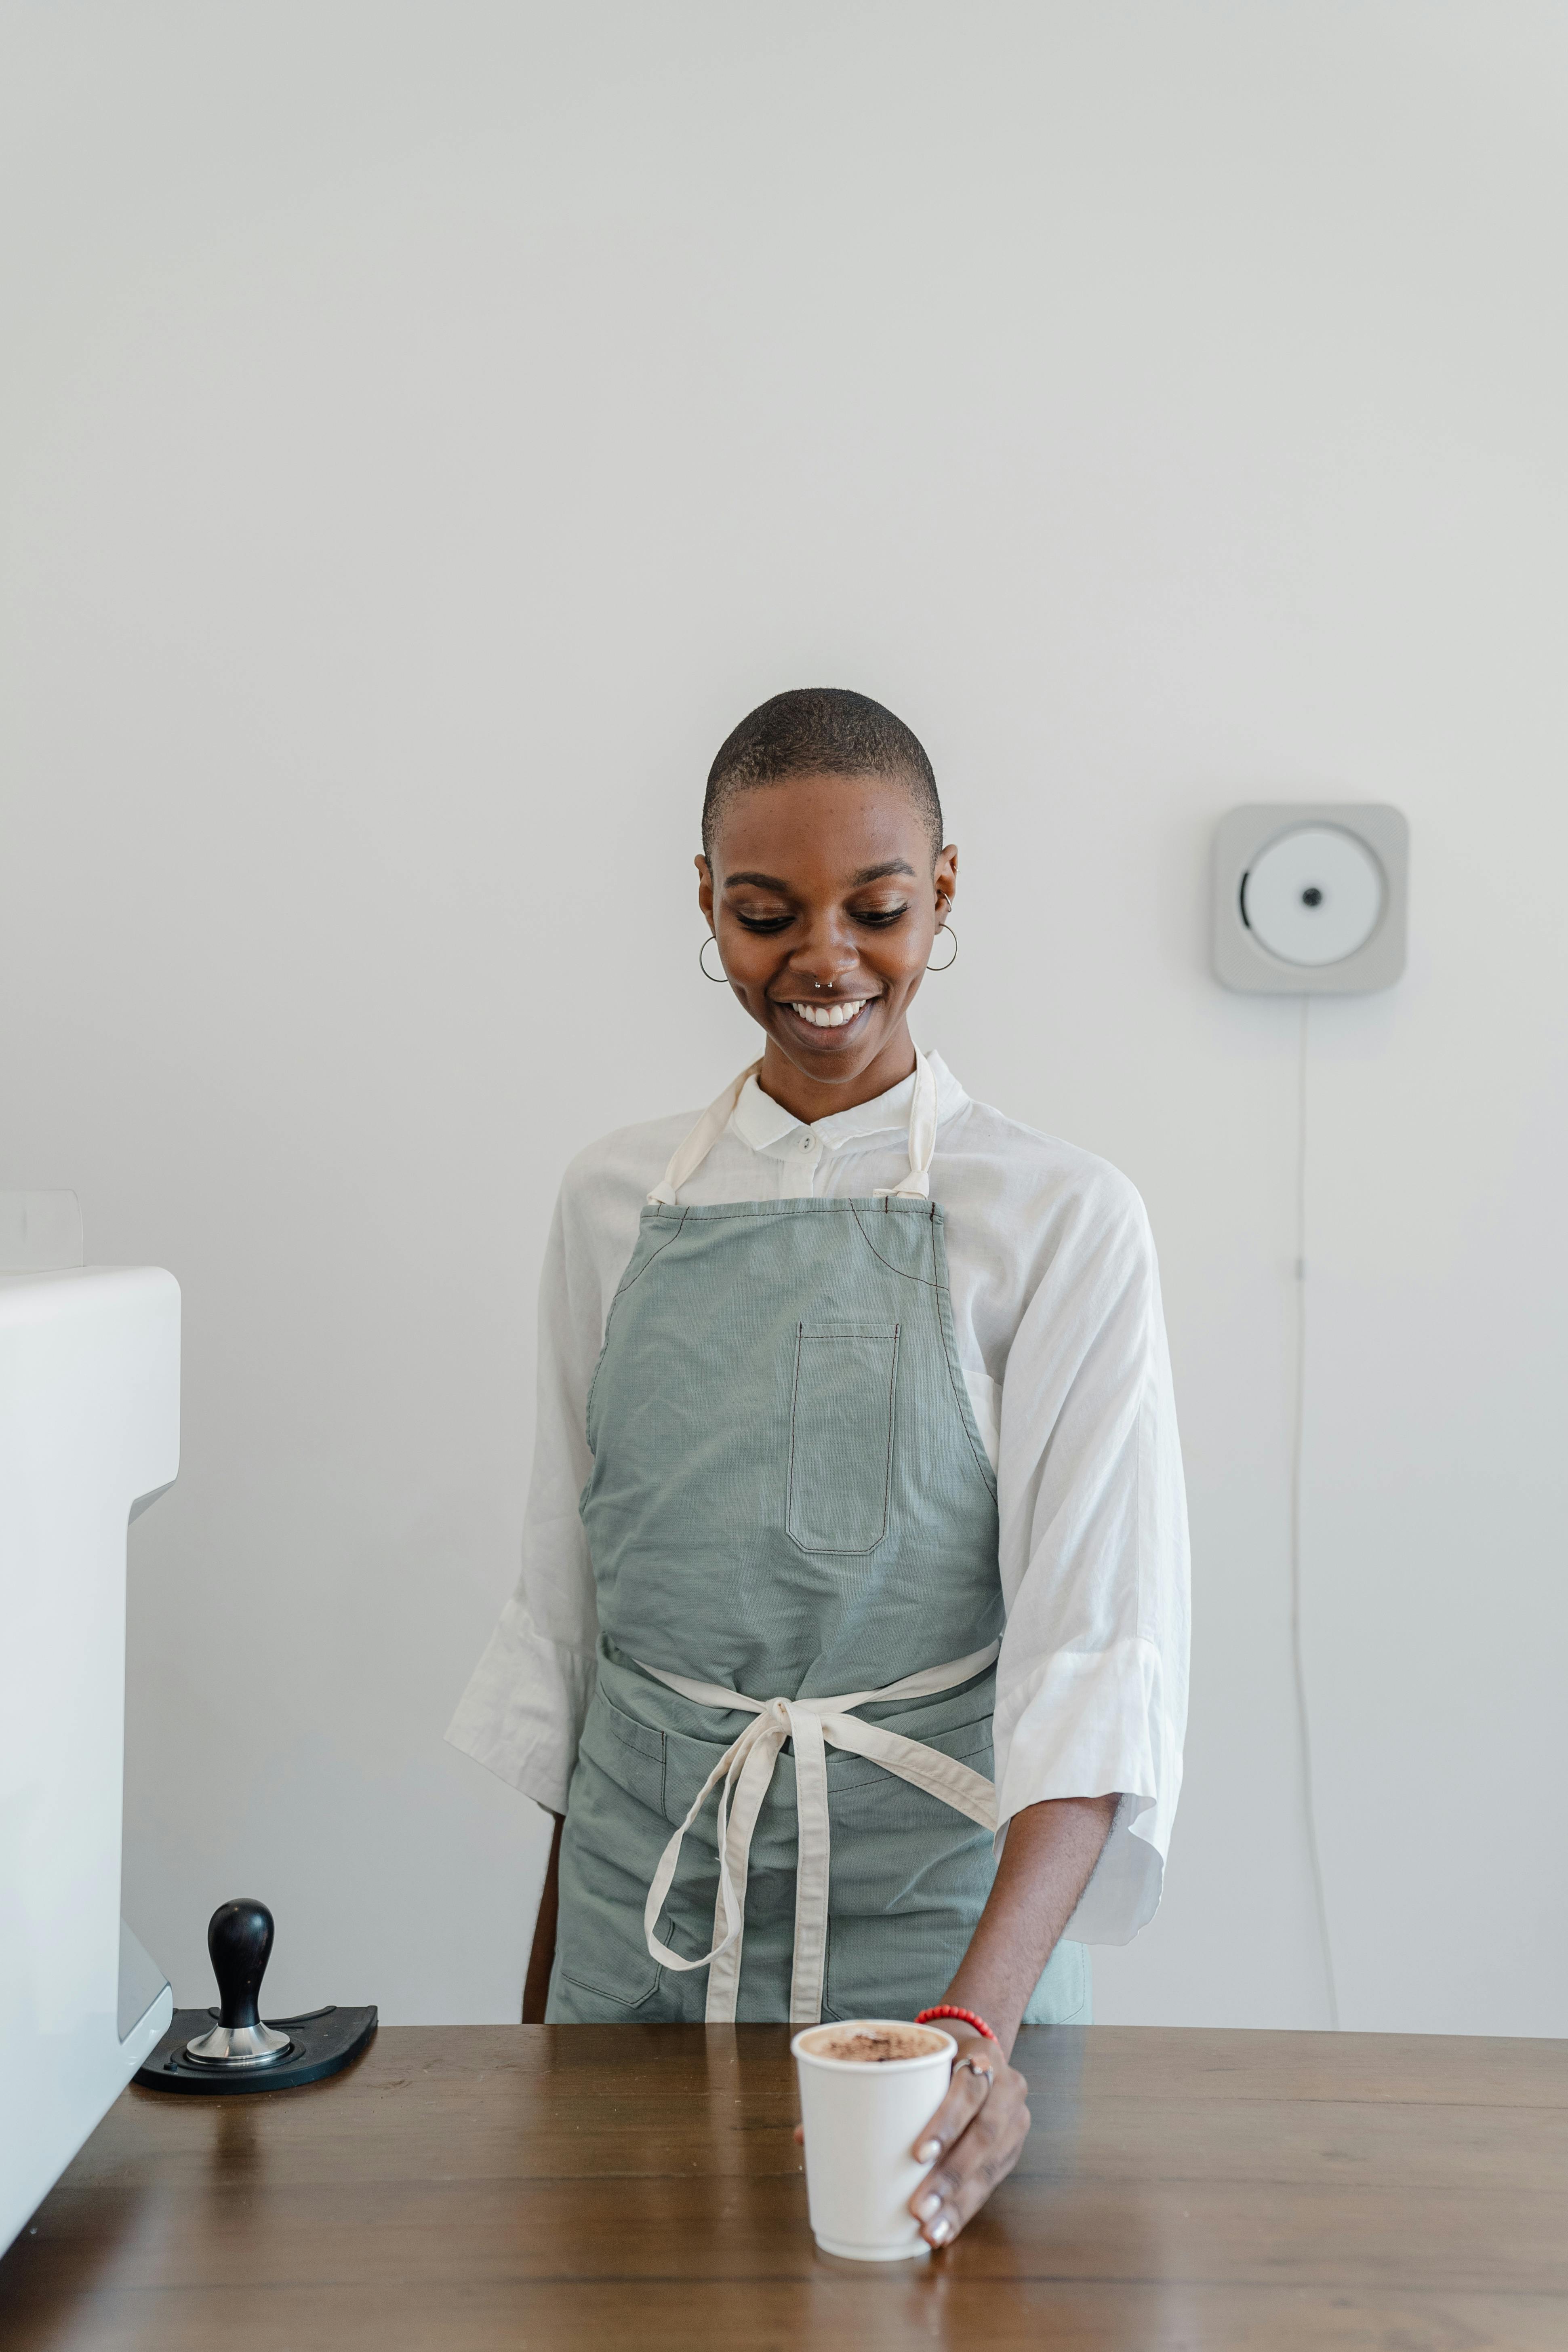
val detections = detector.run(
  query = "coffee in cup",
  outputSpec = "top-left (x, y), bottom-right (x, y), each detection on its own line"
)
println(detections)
top-left (796, 2022), bottom-right (950, 2065)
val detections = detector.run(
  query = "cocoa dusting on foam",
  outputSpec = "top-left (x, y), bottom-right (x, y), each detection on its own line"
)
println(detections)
top-left (803, 2024), bottom-right (945, 2064)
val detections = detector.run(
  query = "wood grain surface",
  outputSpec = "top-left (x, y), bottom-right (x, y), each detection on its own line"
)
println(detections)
top-left (1, 2024), bottom-right (1564, 2350)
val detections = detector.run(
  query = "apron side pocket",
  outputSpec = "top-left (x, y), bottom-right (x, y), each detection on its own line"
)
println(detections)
top-left (580, 1684), bottom-right (667, 1817)
top-left (787, 1320), bottom-right (900, 1555)
top-left (555, 1955), bottom-right (664, 2013)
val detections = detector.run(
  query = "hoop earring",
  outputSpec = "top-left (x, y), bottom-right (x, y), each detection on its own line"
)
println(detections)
top-left (699, 935), bottom-right (728, 983)
top-left (927, 922), bottom-right (958, 973)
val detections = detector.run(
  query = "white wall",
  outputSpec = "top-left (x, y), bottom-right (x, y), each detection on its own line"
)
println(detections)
top-left (2, 2), bottom-right (1564, 2032)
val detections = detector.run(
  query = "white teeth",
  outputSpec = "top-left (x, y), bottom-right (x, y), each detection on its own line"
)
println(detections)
top-left (789, 999), bottom-right (867, 1029)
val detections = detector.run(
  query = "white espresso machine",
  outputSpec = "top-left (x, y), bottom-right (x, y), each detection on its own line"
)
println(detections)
top-left (0, 1193), bottom-right (179, 2255)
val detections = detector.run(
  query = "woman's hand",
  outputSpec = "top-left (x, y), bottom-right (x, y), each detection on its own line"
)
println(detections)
top-left (887, 1793), bottom-right (1115, 2241)
top-left (905, 2030), bottom-right (1031, 2247)
top-left (790, 1802), bottom-right (1115, 2240)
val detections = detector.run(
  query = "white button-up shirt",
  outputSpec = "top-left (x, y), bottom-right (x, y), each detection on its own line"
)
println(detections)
top-left (448, 1053), bottom-right (1190, 1944)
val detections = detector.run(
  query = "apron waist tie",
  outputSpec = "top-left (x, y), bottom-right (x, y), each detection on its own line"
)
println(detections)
top-left (633, 1642), bottom-right (1001, 2026)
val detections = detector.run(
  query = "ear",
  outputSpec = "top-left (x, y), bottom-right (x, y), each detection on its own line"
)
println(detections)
top-left (696, 853), bottom-right (715, 924)
top-left (934, 844), bottom-right (958, 912)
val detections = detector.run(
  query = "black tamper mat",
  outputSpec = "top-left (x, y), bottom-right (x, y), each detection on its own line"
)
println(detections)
top-left (135, 1897), bottom-right (376, 2095)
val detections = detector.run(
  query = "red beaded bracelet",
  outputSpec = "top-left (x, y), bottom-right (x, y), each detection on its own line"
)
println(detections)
top-left (916, 2004), bottom-right (1000, 2046)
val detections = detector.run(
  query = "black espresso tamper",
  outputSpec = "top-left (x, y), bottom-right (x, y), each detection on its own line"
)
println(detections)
top-left (135, 1895), bottom-right (377, 2094)
top-left (182, 1899), bottom-right (292, 2068)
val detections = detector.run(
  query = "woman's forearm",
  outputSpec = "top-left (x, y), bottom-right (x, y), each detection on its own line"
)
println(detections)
top-left (521, 1811), bottom-right (564, 2023)
top-left (941, 1794), bottom-right (1117, 2054)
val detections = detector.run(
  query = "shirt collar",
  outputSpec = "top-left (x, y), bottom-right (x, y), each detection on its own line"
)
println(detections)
top-left (730, 1049), bottom-right (968, 1156)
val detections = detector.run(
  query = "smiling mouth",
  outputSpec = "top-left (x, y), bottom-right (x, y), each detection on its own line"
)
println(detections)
top-left (777, 996), bottom-right (872, 1033)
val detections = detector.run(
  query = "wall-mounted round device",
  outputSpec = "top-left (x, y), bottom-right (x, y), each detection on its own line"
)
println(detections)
top-left (1213, 803), bottom-right (1407, 994)
top-left (1242, 826), bottom-right (1385, 966)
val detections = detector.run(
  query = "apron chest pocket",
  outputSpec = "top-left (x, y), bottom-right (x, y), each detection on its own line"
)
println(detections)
top-left (787, 1320), bottom-right (900, 1555)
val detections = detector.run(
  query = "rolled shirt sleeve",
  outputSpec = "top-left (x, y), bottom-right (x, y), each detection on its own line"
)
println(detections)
top-left (990, 1168), bottom-right (1190, 1944)
top-left (445, 1181), bottom-right (603, 1813)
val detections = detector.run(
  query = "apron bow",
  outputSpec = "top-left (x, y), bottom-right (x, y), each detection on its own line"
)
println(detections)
top-left (637, 1643), bottom-right (1000, 2025)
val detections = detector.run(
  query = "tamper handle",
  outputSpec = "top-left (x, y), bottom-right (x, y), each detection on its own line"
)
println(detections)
top-left (208, 1899), bottom-right (274, 2031)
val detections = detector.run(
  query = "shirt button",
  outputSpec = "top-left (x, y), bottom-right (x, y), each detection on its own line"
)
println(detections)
top-left (802, 1135), bottom-right (815, 1150)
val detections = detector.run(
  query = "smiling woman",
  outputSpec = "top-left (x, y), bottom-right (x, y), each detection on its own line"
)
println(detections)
top-left (446, 687), bottom-right (1190, 2248)
top-left (697, 693), bottom-right (957, 1114)
top-left (695, 693), bottom-right (952, 1074)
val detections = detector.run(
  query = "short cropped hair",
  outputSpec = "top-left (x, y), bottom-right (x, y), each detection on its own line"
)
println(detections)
top-left (702, 688), bottom-right (943, 863)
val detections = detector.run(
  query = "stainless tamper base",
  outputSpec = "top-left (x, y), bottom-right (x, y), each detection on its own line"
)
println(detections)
top-left (182, 2020), bottom-right (291, 2067)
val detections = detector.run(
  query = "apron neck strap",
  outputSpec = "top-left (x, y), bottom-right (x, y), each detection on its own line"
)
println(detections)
top-left (647, 1060), bottom-right (762, 1206)
top-left (875, 1049), bottom-right (937, 1200)
top-left (648, 1049), bottom-right (938, 1207)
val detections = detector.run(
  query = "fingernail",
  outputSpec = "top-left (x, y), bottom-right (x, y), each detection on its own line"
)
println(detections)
top-left (915, 2138), bottom-right (941, 2162)
top-left (916, 2191), bottom-right (942, 2219)
top-left (929, 2217), bottom-right (952, 2244)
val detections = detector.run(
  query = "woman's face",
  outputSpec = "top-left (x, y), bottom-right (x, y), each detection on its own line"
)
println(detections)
top-left (697, 771), bottom-right (958, 1095)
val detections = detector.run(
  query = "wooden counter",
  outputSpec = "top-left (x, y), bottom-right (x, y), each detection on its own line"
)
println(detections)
top-left (2, 2024), bottom-right (1564, 2349)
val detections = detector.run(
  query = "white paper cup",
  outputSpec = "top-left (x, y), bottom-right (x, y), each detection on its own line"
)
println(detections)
top-left (791, 2019), bottom-right (957, 2261)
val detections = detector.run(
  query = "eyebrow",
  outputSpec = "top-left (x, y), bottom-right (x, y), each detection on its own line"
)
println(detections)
top-left (723, 859), bottom-right (917, 892)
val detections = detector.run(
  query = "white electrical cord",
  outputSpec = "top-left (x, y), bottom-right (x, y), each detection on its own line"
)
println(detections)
top-left (1291, 996), bottom-right (1341, 2030)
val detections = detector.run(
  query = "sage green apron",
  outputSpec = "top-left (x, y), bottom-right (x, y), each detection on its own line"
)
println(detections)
top-left (547, 1054), bottom-right (1089, 2027)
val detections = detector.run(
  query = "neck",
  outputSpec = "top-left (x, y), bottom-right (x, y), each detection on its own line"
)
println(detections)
top-left (755, 1023), bottom-right (918, 1127)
